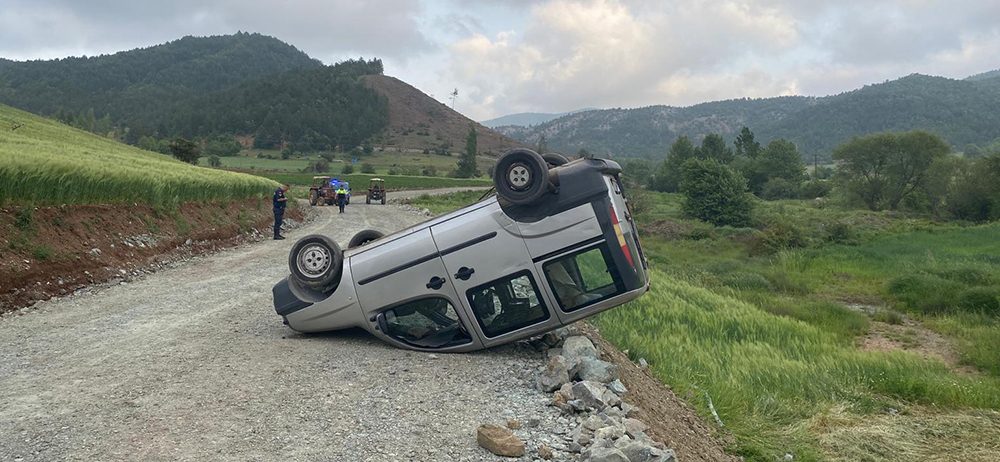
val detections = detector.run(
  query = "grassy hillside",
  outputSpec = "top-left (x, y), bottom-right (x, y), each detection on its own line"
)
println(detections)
top-left (409, 189), bottom-right (1000, 461)
top-left (0, 104), bottom-right (276, 205)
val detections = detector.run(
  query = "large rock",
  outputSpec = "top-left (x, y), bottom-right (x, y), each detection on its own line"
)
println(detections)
top-left (573, 381), bottom-right (609, 410)
top-left (608, 379), bottom-right (628, 395)
top-left (582, 447), bottom-right (631, 462)
top-left (575, 358), bottom-right (620, 383)
top-left (619, 442), bottom-right (676, 462)
top-left (538, 444), bottom-right (554, 460)
top-left (623, 418), bottom-right (648, 438)
top-left (536, 355), bottom-right (572, 392)
top-left (563, 336), bottom-right (599, 362)
top-left (603, 389), bottom-right (622, 408)
top-left (477, 424), bottom-right (525, 457)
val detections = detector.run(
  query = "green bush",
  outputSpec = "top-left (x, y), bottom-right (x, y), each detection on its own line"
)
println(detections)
top-left (208, 155), bottom-right (222, 167)
top-left (15, 208), bottom-right (33, 231)
top-left (760, 178), bottom-right (800, 200)
top-left (800, 180), bottom-right (832, 199)
top-left (886, 274), bottom-right (965, 314)
top-left (747, 220), bottom-right (806, 255)
top-left (342, 163), bottom-right (355, 174)
top-left (957, 287), bottom-right (1000, 316)
top-left (360, 163), bottom-right (376, 174)
top-left (32, 245), bottom-right (53, 260)
top-left (680, 158), bottom-right (754, 227)
top-left (824, 222), bottom-right (861, 245)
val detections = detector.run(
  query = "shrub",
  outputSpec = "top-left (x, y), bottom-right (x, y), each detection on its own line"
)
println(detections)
top-left (800, 180), bottom-right (832, 199)
top-left (886, 274), bottom-right (965, 314)
top-left (15, 208), bottom-right (33, 231)
top-left (824, 222), bottom-right (861, 245)
top-left (387, 167), bottom-right (399, 175)
top-left (761, 178), bottom-right (800, 200)
top-left (931, 267), bottom-right (997, 286)
top-left (314, 159), bottom-right (330, 173)
top-left (361, 163), bottom-right (376, 174)
top-left (763, 270), bottom-right (812, 295)
top-left (957, 287), bottom-right (1000, 316)
top-left (680, 158), bottom-right (754, 227)
top-left (342, 163), bottom-right (355, 174)
top-left (320, 152), bottom-right (335, 162)
top-left (208, 155), bottom-right (222, 168)
top-left (747, 220), bottom-right (806, 255)
top-left (31, 245), bottom-right (53, 261)
top-left (873, 310), bottom-right (906, 325)
top-left (422, 166), bottom-right (438, 177)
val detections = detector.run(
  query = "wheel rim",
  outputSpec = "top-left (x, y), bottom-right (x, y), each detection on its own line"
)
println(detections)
top-left (296, 244), bottom-right (331, 279)
top-left (507, 163), bottom-right (531, 191)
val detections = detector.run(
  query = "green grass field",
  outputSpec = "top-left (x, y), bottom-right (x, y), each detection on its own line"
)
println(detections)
top-left (256, 172), bottom-right (491, 191)
top-left (409, 189), bottom-right (1000, 461)
top-left (0, 104), bottom-right (276, 205)
top-left (201, 149), bottom-right (497, 176)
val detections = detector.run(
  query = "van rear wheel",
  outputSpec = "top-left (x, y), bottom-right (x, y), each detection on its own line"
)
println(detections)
top-left (493, 148), bottom-right (551, 205)
top-left (348, 229), bottom-right (385, 248)
top-left (543, 152), bottom-right (569, 168)
top-left (288, 234), bottom-right (343, 291)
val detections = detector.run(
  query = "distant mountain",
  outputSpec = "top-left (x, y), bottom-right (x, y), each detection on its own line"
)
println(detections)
top-left (499, 74), bottom-right (1000, 161)
top-left (481, 109), bottom-right (594, 128)
top-left (0, 58), bottom-right (12, 70)
top-left (966, 69), bottom-right (1000, 81)
top-left (365, 75), bottom-right (525, 154)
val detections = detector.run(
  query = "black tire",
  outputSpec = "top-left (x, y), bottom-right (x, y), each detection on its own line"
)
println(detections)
top-left (288, 234), bottom-right (343, 290)
top-left (309, 191), bottom-right (318, 206)
top-left (381, 195), bottom-right (386, 205)
top-left (348, 229), bottom-right (385, 249)
top-left (366, 195), bottom-right (371, 204)
top-left (542, 152), bottom-right (569, 168)
top-left (493, 148), bottom-right (551, 205)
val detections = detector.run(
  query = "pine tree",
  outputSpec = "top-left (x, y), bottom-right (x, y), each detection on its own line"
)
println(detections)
top-left (455, 124), bottom-right (480, 178)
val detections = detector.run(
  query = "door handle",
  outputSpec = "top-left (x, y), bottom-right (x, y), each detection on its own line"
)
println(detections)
top-left (454, 267), bottom-right (475, 281)
top-left (426, 276), bottom-right (446, 290)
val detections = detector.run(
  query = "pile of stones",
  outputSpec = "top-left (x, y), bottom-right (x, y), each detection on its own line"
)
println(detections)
top-left (533, 334), bottom-right (676, 461)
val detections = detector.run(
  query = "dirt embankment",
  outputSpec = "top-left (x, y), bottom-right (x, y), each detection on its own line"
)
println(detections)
top-left (0, 199), bottom-right (305, 313)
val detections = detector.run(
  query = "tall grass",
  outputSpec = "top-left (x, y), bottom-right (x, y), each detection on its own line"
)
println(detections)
top-left (0, 104), bottom-right (277, 205)
top-left (596, 270), bottom-right (1000, 461)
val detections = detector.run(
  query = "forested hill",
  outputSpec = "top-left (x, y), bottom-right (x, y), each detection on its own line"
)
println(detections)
top-left (0, 33), bottom-right (392, 149)
top-left (500, 73), bottom-right (1000, 161)
top-left (966, 69), bottom-right (1000, 81)
top-left (0, 33), bottom-right (321, 117)
top-left (480, 109), bottom-right (593, 128)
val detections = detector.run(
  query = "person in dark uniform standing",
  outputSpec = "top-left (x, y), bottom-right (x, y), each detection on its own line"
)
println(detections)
top-left (273, 184), bottom-right (289, 240)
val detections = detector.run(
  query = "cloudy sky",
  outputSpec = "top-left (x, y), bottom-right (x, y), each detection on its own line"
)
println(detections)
top-left (1, 0), bottom-right (998, 120)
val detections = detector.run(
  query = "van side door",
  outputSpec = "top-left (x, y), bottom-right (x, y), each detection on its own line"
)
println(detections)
top-left (431, 201), bottom-right (560, 348)
top-left (352, 228), bottom-right (482, 352)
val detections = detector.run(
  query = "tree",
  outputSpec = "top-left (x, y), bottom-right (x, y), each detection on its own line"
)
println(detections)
top-left (833, 130), bottom-right (950, 210)
top-left (578, 148), bottom-right (592, 158)
top-left (454, 124), bottom-right (480, 178)
top-left (753, 139), bottom-right (805, 194)
top-left (363, 140), bottom-right (374, 154)
top-left (680, 158), bottom-right (754, 227)
top-left (137, 135), bottom-right (159, 152)
top-left (281, 145), bottom-right (294, 159)
top-left (537, 135), bottom-right (548, 153)
top-left (169, 137), bottom-right (201, 165)
top-left (652, 136), bottom-right (695, 192)
top-left (361, 163), bottom-right (376, 174)
top-left (342, 163), bottom-right (355, 174)
top-left (208, 155), bottom-right (222, 167)
top-left (734, 126), bottom-right (762, 159)
top-left (964, 143), bottom-right (984, 159)
top-left (696, 133), bottom-right (734, 164)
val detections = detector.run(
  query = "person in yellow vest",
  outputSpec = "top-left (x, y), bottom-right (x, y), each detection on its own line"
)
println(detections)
top-left (336, 185), bottom-right (348, 213)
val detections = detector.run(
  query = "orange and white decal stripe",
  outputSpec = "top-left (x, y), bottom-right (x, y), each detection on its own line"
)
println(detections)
top-left (609, 205), bottom-right (633, 266)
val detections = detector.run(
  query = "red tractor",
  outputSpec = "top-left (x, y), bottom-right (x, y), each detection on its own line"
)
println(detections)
top-left (366, 178), bottom-right (387, 205)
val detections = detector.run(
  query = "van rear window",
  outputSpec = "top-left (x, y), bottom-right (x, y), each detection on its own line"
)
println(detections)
top-left (543, 243), bottom-right (626, 312)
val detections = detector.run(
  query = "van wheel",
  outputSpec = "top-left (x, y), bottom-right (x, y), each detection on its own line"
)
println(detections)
top-left (288, 234), bottom-right (343, 290)
top-left (493, 148), bottom-right (551, 205)
top-left (543, 153), bottom-right (569, 168)
top-left (348, 229), bottom-right (384, 248)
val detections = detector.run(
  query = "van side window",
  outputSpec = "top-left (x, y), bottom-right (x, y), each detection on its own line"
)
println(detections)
top-left (467, 271), bottom-right (549, 338)
top-left (383, 298), bottom-right (471, 348)
top-left (544, 244), bottom-right (626, 312)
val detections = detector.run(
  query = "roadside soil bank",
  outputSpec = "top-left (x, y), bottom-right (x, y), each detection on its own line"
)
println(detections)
top-left (581, 324), bottom-right (741, 462)
top-left (0, 199), bottom-right (307, 314)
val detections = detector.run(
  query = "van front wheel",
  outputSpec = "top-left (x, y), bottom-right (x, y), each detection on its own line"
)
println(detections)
top-left (493, 149), bottom-right (551, 205)
top-left (288, 234), bottom-right (343, 291)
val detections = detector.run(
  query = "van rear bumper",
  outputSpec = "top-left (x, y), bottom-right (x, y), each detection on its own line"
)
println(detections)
top-left (272, 277), bottom-right (314, 316)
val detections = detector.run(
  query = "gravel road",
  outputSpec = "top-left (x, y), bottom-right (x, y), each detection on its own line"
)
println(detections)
top-left (0, 189), bottom-right (563, 462)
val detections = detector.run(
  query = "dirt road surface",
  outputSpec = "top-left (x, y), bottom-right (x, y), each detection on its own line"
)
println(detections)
top-left (0, 189), bottom-right (559, 461)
